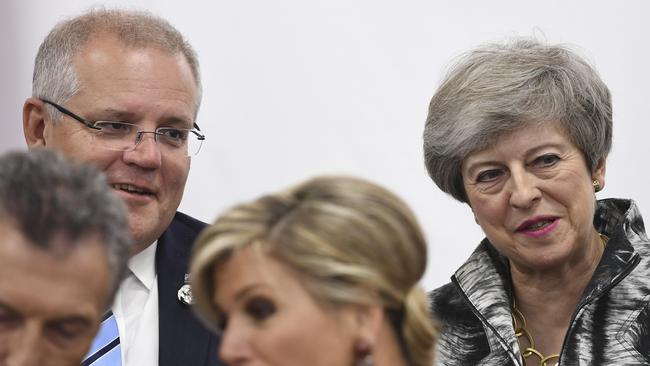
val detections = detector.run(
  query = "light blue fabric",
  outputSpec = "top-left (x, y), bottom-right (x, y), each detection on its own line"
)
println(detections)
top-left (88, 344), bottom-right (122, 366)
top-left (83, 311), bottom-right (121, 366)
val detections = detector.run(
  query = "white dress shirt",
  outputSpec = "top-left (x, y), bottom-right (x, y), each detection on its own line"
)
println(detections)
top-left (112, 242), bottom-right (159, 366)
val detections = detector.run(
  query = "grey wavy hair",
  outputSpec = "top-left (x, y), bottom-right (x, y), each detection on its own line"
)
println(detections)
top-left (423, 38), bottom-right (612, 202)
top-left (32, 7), bottom-right (201, 121)
top-left (190, 175), bottom-right (437, 366)
top-left (0, 149), bottom-right (131, 304)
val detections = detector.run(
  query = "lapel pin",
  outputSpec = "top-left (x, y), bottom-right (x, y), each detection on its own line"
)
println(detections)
top-left (177, 273), bottom-right (193, 305)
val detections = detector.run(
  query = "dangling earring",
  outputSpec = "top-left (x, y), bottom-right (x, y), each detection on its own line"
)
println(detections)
top-left (355, 340), bottom-right (375, 366)
top-left (593, 179), bottom-right (601, 192)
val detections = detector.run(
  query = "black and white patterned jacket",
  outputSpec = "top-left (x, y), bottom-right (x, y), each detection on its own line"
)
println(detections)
top-left (430, 199), bottom-right (650, 365)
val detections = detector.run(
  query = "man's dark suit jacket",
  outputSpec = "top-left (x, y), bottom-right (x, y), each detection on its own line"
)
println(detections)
top-left (156, 211), bottom-right (225, 366)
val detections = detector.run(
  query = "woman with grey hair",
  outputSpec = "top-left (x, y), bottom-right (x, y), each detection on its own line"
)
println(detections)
top-left (425, 39), bottom-right (650, 366)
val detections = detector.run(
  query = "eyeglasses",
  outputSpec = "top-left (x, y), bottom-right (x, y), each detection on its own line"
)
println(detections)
top-left (41, 99), bottom-right (206, 157)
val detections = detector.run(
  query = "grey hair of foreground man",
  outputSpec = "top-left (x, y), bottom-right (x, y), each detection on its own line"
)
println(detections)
top-left (32, 7), bottom-right (202, 121)
top-left (423, 38), bottom-right (612, 202)
top-left (0, 149), bottom-right (131, 302)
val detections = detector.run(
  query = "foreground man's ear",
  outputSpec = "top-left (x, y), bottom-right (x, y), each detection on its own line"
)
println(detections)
top-left (23, 97), bottom-right (48, 148)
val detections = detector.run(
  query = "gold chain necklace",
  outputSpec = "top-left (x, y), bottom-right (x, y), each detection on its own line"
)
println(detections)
top-left (511, 233), bottom-right (609, 366)
top-left (598, 233), bottom-right (609, 248)
top-left (512, 300), bottom-right (560, 366)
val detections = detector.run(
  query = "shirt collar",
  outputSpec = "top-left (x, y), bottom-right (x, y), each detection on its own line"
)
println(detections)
top-left (128, 241), bottom-right (158, 291)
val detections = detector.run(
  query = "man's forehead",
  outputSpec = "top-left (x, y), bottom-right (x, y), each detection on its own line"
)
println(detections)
top-left (1, 236), bottom-right (111, 305)
top-left (0, 223), bottom-right (97, 262)
top-left (69, 37), bottom-right (200, 121)
top-left (76, 32), bottom-right (197, 83)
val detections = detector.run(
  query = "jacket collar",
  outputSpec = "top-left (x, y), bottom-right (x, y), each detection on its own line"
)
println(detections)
top-left (453, 240), bottom-right (521, 363)
top-left (579, 199), bottom-right (644, 307)
top-left (452, 198), bottom-right (646, 363)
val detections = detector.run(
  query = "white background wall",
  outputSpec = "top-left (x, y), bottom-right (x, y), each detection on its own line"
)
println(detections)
top-left (2, 0), bottom-right (649, 289)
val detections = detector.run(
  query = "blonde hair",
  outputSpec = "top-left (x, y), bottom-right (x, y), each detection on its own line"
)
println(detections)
top-left (190, 175), bottom-right (437, 366)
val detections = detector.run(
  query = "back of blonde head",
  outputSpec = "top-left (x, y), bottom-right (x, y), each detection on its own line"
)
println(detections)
top-left (191, 175), bottom-right (436, 366)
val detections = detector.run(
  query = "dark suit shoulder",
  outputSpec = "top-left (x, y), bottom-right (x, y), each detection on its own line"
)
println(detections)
top-left (172, 211), bottom-right (208, 234)
top-left (159, 212), bottom-right (207, 260)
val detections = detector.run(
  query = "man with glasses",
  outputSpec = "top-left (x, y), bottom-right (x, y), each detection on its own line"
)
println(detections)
top-left (22, 9), bottom-right (222, 366)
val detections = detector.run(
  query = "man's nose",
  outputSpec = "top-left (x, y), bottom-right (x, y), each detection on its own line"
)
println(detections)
top-left (123, 132), bottom-right (162, 169)
top-left (5, 327), bottom-right (42, 366)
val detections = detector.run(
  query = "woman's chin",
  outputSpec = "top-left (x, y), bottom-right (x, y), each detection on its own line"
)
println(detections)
top-left (511, 247), bottom-right (576, 274)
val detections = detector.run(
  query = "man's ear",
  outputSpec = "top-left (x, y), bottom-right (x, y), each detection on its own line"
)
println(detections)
top-left (23, 97), bottom-right (48, 148)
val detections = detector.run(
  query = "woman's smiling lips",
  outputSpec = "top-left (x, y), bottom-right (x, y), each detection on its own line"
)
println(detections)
top-left (516, 216), bottom-right (559, 237)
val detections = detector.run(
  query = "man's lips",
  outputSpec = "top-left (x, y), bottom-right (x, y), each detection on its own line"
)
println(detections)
top-left (111, 183), bottom-right (156, 197)
top-left (516, 216), bottom-right (558, 232)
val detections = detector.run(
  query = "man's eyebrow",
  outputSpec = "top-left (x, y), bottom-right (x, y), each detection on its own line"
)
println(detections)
top-left (91, 108), bottom-right (137, 121)
top-left (92, 109), bottom-right (194, 128)
top-left (161, 117), bottom-right (194, 129)
top-left (46, 315), bottom-right (93, 328)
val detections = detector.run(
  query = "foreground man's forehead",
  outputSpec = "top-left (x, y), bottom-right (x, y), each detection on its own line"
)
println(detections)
top-left (0, 223), bottom-right (112, 318)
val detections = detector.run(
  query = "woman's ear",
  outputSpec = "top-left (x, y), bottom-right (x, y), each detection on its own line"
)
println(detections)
top-left (592, 157), bottom-right (607, 191)
top-left (353, 304), bottom-right (384, 348)
top-left (23, 97), bottom-right (48, 148)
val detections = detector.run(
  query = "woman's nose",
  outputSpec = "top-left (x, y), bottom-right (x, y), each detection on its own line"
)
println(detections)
top-left (219, 322), bottom-right (253, 365)
top-left (508, 169), bottom-right (542, 209)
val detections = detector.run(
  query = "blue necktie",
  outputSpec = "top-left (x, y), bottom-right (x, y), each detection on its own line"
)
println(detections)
top-left (82, 311), bottom-right (122, 366)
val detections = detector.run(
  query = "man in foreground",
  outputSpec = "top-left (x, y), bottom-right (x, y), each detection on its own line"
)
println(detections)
top-left (0, 149), bottom-right (130, 365)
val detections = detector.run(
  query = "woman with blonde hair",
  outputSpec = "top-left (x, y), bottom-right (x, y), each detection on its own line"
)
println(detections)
top-left (190, 175), bottom-right (437, 366)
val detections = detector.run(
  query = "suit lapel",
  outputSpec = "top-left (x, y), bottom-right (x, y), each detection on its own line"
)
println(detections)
top-left (156, 213), bottom-right (221, 366)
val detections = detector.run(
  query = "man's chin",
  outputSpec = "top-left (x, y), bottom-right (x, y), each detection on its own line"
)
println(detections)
top-left (127, 215), bottom-right (162, 254)
top-left (126, 208), bottom-right (176, 255)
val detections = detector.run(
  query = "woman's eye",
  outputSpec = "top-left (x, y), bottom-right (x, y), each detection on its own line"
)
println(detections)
top-left (476, 169), bottom-right (502, 183)
top-left (534, 154), bottom-right (560, 167)
top-left (216, 315), bottom-right (228, 332)
top-left (244, 297), bottom-right (276, 322)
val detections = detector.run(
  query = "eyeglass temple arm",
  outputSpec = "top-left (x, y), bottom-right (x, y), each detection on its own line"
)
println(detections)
top-left (192, 123), bottom-right (206, 140)
top-left (41, 99), bottom-right (100, 130)
top-left (43, 98), bottom-right (204, 140)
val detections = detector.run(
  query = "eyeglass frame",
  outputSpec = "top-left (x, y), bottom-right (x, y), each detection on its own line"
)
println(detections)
top-left (40, 99), bottom-right (206, 155)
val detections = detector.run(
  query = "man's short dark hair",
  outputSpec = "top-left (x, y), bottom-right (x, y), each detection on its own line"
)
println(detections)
top-left (0, 149), bottom-right (130, 302)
